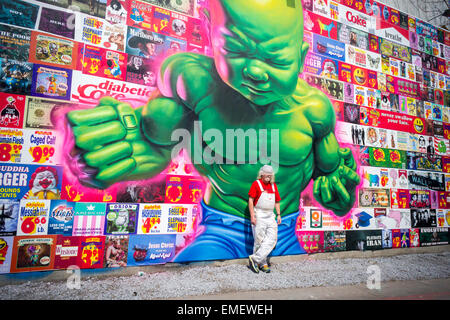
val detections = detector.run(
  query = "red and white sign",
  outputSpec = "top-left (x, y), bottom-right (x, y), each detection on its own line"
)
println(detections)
top-left (375, 19), bottom-right (410, 47)
top-left (337, 4), bottom-right (375, 33)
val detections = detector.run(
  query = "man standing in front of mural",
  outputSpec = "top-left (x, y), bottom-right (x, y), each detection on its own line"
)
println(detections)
top-left (67, 0), bottom-right (360, 262)
top-left (248, 165), bottom-right (282, 273)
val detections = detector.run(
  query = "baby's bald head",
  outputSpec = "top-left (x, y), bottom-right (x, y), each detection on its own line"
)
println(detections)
top-left (210, 0), bottom-right (304, 41)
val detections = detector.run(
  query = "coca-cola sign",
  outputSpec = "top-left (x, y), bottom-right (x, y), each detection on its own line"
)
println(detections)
top-left (71, 72), bottom-right (155, 107)
top-left (338, 4), bottom-right (375, 33)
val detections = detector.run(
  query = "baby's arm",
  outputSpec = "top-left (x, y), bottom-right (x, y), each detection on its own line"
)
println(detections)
top-left (304, 91), bottom-right (360, 216)
top-left (67, 53), bottom-right (214, 188)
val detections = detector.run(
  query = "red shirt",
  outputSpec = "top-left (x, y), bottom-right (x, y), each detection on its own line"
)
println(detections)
top-left (248, 179), bottom-right (281, 206)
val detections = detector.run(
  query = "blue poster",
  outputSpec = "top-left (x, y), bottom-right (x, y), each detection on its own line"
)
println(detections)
top-left (0, 0), bottom-right (39, 29)
top-left (312, 33), bottom-right (346, 61)
top-left (127, 234), bottom-right (176, 266)
top-left (47, 200), bottom-right (75, 235)
top-left (0, 163), bottom-right (63, 201)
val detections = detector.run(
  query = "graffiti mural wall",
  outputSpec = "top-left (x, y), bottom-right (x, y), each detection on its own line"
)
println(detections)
top-left (0, 0), bottom-right (449, 275)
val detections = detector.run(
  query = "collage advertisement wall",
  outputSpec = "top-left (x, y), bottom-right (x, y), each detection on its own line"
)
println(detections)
top-left (0, 0), bottom-right (449, 275)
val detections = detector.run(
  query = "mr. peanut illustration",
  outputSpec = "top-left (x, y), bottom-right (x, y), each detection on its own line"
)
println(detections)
top-left (67, 0), bottom-right (360, 262)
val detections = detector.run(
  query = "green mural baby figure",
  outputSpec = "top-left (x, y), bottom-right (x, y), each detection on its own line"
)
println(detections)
top-left (67, 0), bottom-right (360, 262)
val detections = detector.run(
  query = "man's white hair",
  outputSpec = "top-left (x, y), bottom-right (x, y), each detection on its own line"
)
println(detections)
top-left (257, 166), bottom-right (275, 183)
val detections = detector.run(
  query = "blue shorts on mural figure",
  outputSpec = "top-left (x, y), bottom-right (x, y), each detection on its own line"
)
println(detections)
top-left (173, 201), bottom-right (305, 263)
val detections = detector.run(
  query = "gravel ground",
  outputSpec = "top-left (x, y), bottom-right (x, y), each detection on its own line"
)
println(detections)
top-left (1, 251), bottom-right (449, 300)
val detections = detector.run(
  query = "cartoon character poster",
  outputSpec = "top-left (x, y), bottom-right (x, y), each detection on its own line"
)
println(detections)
top-left (81, 45), bottom-right (127, 81)
top-left (77, 236), bottom-right (105, 269)
top-left (128, 0), bottom-right (153, 30)
top-left (0, 164), bottom-right (62, 201)
top-left (31, 64), bottom-right (72, 101)
top-left (29, 32), bottom-right (78, 70)
top-left (10, 235), bottom-right (57, 272)
top-left (0, 92), bottom-right (25, 129)
top-left (127, 234), bottom-right (176, 266)
top-left (105, 203), bottom-right (138, 235)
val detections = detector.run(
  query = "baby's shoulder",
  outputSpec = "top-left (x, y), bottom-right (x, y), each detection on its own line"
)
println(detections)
top-left (158, 53), bottom-right (217, 106)
top-left (288, 78), bottom-right (336, 137)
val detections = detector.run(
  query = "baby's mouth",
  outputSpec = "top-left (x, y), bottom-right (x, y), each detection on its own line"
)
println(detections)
top-left (242, 84), bottom-right (270, 95)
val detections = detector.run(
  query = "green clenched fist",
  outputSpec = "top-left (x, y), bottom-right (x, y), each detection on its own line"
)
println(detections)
top-left (67, 97), bottom-right (169, 189)
top-left (313, 147), bottom-right (361, 217)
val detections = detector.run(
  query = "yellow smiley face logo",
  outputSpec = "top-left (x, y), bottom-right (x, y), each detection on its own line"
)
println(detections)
top-left (413, 118), bottom-right (424, 133)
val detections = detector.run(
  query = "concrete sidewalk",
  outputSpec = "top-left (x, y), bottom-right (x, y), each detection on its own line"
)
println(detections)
top-left (173, 278), bottom-right (450, 300)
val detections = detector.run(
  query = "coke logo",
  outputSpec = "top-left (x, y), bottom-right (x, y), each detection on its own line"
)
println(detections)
top-left (346, 11), bottom-right (367, 27)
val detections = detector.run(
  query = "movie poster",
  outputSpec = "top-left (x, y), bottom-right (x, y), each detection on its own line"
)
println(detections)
top-left (0, 59), bottom-right (33, 95)
top-left (358, 188), bottom-right (390, 208)
top-left (0, 0), bottom-right (39, 29)
top-left (0, 24), bottom-right (31, 61)
top-left (103, 235), bottom-right (128, 268)
top-left (38, 7), bottom-right (76, 39)
top-left (382, 229), bottom-right (392, 248)
top-left (105, 0), bottom-right (128, 25)
top-left (127, 234), bottom-right (176, 266)
top-left (346, 230), bottom-right (383, 251)
top-left (0, 199), bottom-right (18, 236)
top-left (0, 235), bottom-right (13, 273)
top-left (0, 92), bottom-right (25, 129)
top-left (47, 200), bottom-right (75, 236)
top-left (10, 235), bottom-right (57, 273)
top-left (323, 231), bottom-right (346, 252)
top-left (105, 203), bottom-right (138, 235)
top-left (411, 208), bottom-right (437, 228)
top-left (31, 64), bottom-right (72, 101)
top-left (419, 227), bottom-right (449, 246)
top-left (126, 26), bottom-right (166, 59)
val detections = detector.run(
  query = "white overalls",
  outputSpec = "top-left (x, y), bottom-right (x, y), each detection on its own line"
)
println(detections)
top-left (250, 180), bottom-right (278, 266)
